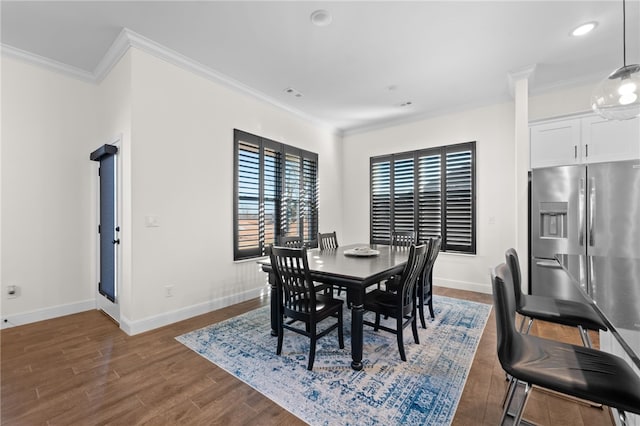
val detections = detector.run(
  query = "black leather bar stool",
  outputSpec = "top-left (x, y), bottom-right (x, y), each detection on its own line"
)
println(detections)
top-left (505, 248), bottom-right (607, 347)
top-left (491, 263), bottom-right (640, 425)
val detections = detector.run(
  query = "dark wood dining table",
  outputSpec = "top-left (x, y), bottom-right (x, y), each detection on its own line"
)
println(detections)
top-left (259, 243), bottom-right (410, 370)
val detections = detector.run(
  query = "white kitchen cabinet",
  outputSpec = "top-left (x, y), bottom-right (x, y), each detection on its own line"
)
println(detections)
top-left (530, 118), bottom-right (582, 168)
top-left (530, 114), bottom-right (640, 169)
top-left (581, 115), bottom-right (640, 164)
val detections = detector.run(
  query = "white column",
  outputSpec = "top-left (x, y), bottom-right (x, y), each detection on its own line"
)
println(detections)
top-left (509, 65), bottom-right (535, 293)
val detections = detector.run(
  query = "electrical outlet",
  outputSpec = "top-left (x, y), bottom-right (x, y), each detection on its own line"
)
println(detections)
top-left (164, 285), bottom-right (174, 298)
top-left (7, 285), bottom-right (17, 299)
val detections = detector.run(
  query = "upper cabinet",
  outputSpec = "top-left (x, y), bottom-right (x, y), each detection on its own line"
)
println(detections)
top-left (530, 114), bottom-right (639, 169)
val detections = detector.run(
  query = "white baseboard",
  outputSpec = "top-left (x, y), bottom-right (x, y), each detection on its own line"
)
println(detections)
top-left (120, 286), bottom-right (269, 336)
top-left (435, 278), bottom-right (492, 295)
top-left (1, 299), bottom-right (96, 329)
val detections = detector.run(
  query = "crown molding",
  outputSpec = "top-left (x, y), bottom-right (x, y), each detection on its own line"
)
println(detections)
top-left (2, 28), bottom-right (336, 133)
top-left (1, 44), bottom-right (95, 82)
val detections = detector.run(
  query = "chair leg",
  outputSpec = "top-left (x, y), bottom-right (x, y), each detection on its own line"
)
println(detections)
top-left (397, 316), bottom-right (406, 361)
top-left (374, 313), bottom-right (381, 331)
top-left (501, 375), bottom-right (517, 408)
top-left (337, 309), bottom-right (345, 349)
top-left (618, 410), bottom-right (628, 426)
top-left (308, 325), bottom-right (317, 371)
top-left (427, 298), bottom-right (435, 319)
top-left (276, 318), bottom-right (284, 355)
top-left (412, 314), bottom-right (420, 344)
top-left (418, 290), bottom-right (427, 329)
top-left (578, 325), bottom-right (593, 348)
top-left (512, 383), bottom-right (532, 425)
top-left (500, 377), bottom-right (519, 425)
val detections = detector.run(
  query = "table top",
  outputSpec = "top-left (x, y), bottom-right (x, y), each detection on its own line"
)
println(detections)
top-left (259, 243), bottom-right (410, 286)
top-left (557, 254), bottom-right (640, 368)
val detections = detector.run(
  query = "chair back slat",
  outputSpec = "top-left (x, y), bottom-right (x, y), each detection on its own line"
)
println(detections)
top-left (270, 246), bottom-right (316, 314)
top-left (419, 236), bottom-right (441, 290)
top-left (391, 230), bottom-right (415, 248)
top-left (318, 231), bottom-right (339, 250)
top-left (281, 236), bottom-right (304, 248)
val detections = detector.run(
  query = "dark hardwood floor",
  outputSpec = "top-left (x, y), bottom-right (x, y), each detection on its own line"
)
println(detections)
top-left (1, 287), bottom-right (614, 425)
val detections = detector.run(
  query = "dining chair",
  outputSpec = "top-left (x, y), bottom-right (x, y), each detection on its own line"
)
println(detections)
top-left (417, 236), bottom-right (441, 328)
top-left (280, 236), bottom-right (304, 248)
top-left (505, 248), bottom-right (607, 347)
top-left (381, 230), bottom-right (417, 291)
top-left (390, 230), bottom-right (415, 247)
top-left (363, 244), bottom-right (428, 361)
top-left (491, 262), bottom-right (640, 425)
top-left (269, 246), bottom-right (345, 370)
top-left (318, 231), bottom-right (339, 250)
top-left (317, 231), bottom-right (342, 296)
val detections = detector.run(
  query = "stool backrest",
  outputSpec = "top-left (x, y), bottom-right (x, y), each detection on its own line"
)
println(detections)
top-left (504, 248), bottom-right (524, 310)
top-left (491, 263), bottom-right (520, 373)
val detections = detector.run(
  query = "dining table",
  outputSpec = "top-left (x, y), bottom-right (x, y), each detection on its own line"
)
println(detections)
top-left (259, 243), bottom-right (410, 371)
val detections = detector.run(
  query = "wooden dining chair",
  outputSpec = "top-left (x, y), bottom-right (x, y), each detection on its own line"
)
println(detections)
top-left (318, 231), bottom-right (338, 250)
top-left (270, 246), bottom-right (345, 370)
top-left (390, 230), bottom-right (415, 247)
top-left (417, 236), bottom-right (441, 328)
top-left (280, 236), bottom-right (304, 248)
top-left (363, 244), bottom-right (428, 361)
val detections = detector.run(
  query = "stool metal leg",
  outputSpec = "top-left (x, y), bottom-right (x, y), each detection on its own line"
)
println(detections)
top-left (578, 325), bottom-right (593, 348)
top-left (618, 410), bottom-right (628, 426)
top-left (512, 383), bottom-right (532, 425)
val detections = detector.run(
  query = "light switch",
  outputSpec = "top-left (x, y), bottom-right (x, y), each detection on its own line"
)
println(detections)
top-left (145, 215), bottom-right (160, 227)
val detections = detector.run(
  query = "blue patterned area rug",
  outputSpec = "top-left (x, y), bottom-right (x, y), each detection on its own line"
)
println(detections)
top-left (176, 295), bottom-right (491, 426)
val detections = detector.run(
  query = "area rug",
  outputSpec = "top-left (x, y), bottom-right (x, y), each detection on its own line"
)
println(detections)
top-left (176, 295), bottom-right (491, 426)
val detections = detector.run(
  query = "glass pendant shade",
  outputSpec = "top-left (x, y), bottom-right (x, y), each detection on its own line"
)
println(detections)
top-left (591, 64), bottom-right (640, 120)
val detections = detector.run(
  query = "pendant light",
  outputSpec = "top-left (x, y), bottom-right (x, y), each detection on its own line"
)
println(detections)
top-left (591, 0), bottom-right (640, 120)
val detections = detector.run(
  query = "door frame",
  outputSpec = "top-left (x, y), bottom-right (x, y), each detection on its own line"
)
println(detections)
top-left (93, 136), bottom-right (121, 323)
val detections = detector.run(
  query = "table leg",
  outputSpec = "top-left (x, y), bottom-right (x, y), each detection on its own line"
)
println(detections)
top-left (350, 291), bottom-right (364, 371)
top-left (268, 272), bottom-right (278, 336)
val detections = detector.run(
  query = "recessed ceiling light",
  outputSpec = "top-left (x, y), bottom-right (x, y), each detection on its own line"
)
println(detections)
top-left (400, 101), bottom-right (413, 107)
top-left (571, 22), bottom-right (597, 36)
top-left (284, 87), bottom-right (303, 98)
top-left (310, 10), bottom-right (332, 27)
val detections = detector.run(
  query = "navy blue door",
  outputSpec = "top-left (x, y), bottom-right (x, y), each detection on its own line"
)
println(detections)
top-left (90, 145), bottom-right (118, 302)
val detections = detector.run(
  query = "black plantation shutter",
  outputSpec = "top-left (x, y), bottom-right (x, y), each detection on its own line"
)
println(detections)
top-left (370, 158), bottom-right (391, 244)
top-left (417, 151), bottom-right (442, 243)
top-left (235, 135), bottom-right (262, 259)
top-left (392, 155), bottom-right (415, 234)
top-left (302, 155), bottom-right (318, 244)
top-left (370, 141), bottom-right (475, 254)
top-left (234, 130), bottom-right (318, 260)
top-left (444, 144), bottom-right (475, 253)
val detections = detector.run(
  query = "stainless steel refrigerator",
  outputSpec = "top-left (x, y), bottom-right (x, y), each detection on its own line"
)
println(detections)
top-left (530, 160), bottom-right (640, 300)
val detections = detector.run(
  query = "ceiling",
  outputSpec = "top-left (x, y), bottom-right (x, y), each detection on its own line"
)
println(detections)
top-left (2, 1), bottom-right (639, 134)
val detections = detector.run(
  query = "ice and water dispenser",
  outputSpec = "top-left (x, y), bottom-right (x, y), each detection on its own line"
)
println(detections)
top-left (538, 201), bottom-right (568, 239)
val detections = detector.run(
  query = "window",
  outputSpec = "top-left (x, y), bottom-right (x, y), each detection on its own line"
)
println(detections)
top-left (370, 142), bottom-right (476, 254)
top-left (234, 129), bottom-right (318, 260)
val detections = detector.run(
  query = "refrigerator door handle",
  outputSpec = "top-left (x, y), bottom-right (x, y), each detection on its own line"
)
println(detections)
top-left (578, 178), bottom-right (585, 246)
top-left (589, 177), bottom-right (596, 246)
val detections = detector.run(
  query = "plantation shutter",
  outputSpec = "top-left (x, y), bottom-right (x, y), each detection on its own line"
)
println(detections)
top-left (417, 151), bottom-right (442, 243)
top-left (302, 155), bottom-right (318, 244)
top-left (369, 141), bottom-right (475, 254)
top-left (444, 144), bottom-right (475, 253)
top-left (234, 130), bottom-right (317, 260)
top-left (392, 155), bottom-right (415, 234)
top-left (370, 158), bottom-right (392, 244)
top-left (235, 134), bottom-right (262, 259)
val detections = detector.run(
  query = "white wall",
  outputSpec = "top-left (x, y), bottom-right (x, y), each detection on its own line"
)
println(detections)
top-left (529, 83), bottom-right (593, 121)
top-left (123, 49), bottom-right (342, 331)
top-left (1, 57), bottom-right (97, 324)
top-left (342, 103), bottom-right (517, 294)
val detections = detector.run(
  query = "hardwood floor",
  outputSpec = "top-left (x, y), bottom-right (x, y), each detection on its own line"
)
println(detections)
top-left (1, 287), bottom-right (614, 425)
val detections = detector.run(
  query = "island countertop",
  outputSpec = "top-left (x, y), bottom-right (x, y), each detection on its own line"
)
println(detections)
top-left (556, 254), bottom-right (640, 369)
